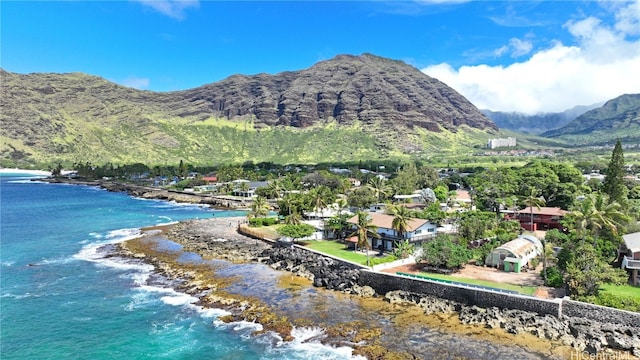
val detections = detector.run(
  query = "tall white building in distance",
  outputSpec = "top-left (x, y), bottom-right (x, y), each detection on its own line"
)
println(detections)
top-left (487, 137), bottom-right (516, 149)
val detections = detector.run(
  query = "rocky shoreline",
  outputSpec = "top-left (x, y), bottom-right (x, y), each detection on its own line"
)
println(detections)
top-left (42, 178), bottom-right (251, 209)
top-left (123, 217), bottom-right (639, 359)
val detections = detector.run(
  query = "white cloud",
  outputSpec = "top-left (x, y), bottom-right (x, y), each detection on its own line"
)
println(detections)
top-left (134, 0), bottom-right (199, 20)
top-left (120, 76), bottom-right (150, 89)
top-left (422, 1), bottom-right (640, 114)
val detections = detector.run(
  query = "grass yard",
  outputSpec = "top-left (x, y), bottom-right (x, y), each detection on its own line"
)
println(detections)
top-left (303, 240), bottom-right (395, 266)
top-left (414, 272), bottom-right (538, 296)
top-left (600, 284), bottom-right (640, 298)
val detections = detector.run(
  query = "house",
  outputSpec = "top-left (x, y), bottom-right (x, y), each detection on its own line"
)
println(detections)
top-left (504, 206), bottom-right (567, 231)
top-left (194, 184), bottom-right (218, 193)
top-left (485, 235), bottom-right (543, 272)
top-left (347, 212), bottom-right (437, 251)
top-left (231, 180), bottom-right (269, 198)
top-left (620, 232), bottom-right (640, 286)
top-left (448, 189), bottom-right (474, 213)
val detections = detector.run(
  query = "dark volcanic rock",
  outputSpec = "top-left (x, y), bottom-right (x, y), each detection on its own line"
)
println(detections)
top-left (177, 54), bottom-right (496, 132)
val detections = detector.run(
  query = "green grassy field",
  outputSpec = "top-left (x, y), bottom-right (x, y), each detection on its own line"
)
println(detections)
top-left (302, 240), bottom-right (395, 266)
top-left (413, 272), bottom-right (538, 296)
top-left (600, 283), bottom-right (640, 298)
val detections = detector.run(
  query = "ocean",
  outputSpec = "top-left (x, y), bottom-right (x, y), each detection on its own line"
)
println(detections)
top-left (1, 173), bottom-right (555, 359)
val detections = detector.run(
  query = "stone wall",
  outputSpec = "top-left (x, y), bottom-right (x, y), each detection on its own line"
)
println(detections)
top-left (562, 299), bottom-right (640, 328)
top-left (359, 270), bottom-right (561, 317)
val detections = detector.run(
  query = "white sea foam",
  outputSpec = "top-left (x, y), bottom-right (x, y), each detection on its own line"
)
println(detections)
top-left (161, 293), bottom-right (199, 306)
top-left (262, 326), bottom-right (366, 360)
top-left (191, 306), bottom-right (230, 319)
top-left (0, 168), bottom-right (50, 176)
top-left (1, 260), bottom-right (15, 267)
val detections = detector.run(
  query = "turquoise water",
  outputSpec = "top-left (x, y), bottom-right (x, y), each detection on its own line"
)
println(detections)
top-left (0, 174), bottom-right (357, 359)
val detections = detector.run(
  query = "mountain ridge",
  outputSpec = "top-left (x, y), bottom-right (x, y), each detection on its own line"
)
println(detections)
top-left (0, 54), bottom-right (498, 165)
top-left (541, 94), bottom-right (640, 145)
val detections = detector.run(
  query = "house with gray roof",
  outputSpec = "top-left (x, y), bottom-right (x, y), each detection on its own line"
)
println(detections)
top-left (621, 232), bottom-right (640, 286)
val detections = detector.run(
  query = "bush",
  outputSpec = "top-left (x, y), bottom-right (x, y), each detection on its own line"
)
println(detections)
top-left (545, 266), bottom-right (564, 288)
top-left (530, 257), bottom-right (540, 270)
top-left (367, 255), bottom-right (397, 266)
top-left (578, 293), bottom-right (640, 312)
top-left (262, 217), bottom-right (277, 226)
top-left (248, 217), bottom-right (278, 227)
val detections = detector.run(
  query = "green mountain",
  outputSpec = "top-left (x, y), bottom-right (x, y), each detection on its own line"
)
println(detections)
top-left (541, 94), bottom-right (640, 145)
top-left (1, 54), bottom-right (498, 166)
top-left (481, 103), bottom-right (602, 135)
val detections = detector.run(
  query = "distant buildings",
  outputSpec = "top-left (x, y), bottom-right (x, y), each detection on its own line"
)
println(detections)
top-left (487, 137), bottom-right (516, 149)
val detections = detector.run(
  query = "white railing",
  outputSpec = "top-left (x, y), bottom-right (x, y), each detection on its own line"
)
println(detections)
top-left (622, 256), bottom-right (640, 270)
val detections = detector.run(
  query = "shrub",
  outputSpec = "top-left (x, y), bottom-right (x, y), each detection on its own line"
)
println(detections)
top-left (530, 257), bottom-right (540, 270)
top-left (262, 217), bottom-right (278, 226)
top-left (248, 218), bottom-right (264, 227)
top-left (367, 255), bottom-right (397, 266)
top-left (578, 293), bottom-right (640, 312)
top-left (545, 266), bottom-right (564, 288)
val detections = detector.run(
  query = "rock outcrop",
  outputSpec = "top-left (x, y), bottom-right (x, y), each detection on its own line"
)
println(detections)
top-left (386, 290), bottom-right (640, 357)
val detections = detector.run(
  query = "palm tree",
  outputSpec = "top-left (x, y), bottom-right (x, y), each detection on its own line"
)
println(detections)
top-left (348, 211), bottom-right (380, 267)
top-left (310, 186), bottom-right (328, 213)
top-left (389, 205), bottom-right (411, 239)
top-left (367, 177), bottom-right (390, 203)
top-left (570, 193), bottom-right (628, 246)
top-left (249, 196), bottom-right (270, 219)
top-left (523, 187), bottom-right (547, 283)
top-left (284, 206), bottom-right (302, 225)
top-left (264, 180), bottom-right (282, 200)
top-left (523, 187), bottom-right (546, 232)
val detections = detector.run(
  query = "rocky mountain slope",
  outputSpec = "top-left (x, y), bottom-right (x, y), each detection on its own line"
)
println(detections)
top-left (1, 54), bottom-right (498, 165)
top-left (541, 94), bottom-right (640, 145)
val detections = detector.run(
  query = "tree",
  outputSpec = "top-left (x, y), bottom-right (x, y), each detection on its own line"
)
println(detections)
top-left (523, 187), bottom-right (547, 282)
top-left (602, 139), bottom-right (628, 208)
top-left (178, 160), bottom-right (189, 179)
top-left (248, 196), bottom-right (270, 219)
top-left (347, 187), bottom-right (377, 209)
top-left (565, 243), bottom-right (627, 297)
top-left (264, 180), bottom-right (282, 199)
top-left (277, 224), bottom-right (316, 242)
top-left (566, 193), bottom-right (628, 254)
top-left (418, 234), bottom-right (471, 269)
top-left (284, 207), bottom-right (302, 225)
top-left (326, 213), bottom-right (351, 239)
top-left (348, 211), bottom-right (380, 267)
top-left (388, 205), bottom-right (411, 239)
top-left (523, 186), bottom-right (546, 231)
top-left (367, 177), bottom-right (390, 203)
top-left (419, 188), bottom-right (437, 204)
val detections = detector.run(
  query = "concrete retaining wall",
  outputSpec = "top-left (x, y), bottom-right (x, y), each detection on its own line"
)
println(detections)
top-left (562, 299), bottom-right (640, 328)
top-left (372, 256), bottom-right (416, 271)
top-left (360, 270), bottom-right (562, 316)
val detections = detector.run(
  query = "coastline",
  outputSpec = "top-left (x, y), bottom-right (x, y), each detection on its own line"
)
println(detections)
top-left (114, 217), bottom-right (640, 360)
top-left (41, 176), bottom-right (640, 359)
top-left (40, 177), bottom-right (251, 209)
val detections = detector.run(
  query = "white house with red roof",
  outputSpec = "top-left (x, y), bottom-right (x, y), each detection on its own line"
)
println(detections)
top-left (347, 212), bottom-right (437, 251)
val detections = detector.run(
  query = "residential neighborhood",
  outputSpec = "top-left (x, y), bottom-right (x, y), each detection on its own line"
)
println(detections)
top-left (63, 144), bottom-right (640, 313)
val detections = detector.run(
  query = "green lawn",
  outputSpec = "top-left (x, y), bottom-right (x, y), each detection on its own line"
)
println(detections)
top-left (600, 284), bottom-right (640, 298)
top-left (414, 272), bottom-right (538, 296)
top-left (303, 240), bottom-right (394, 266)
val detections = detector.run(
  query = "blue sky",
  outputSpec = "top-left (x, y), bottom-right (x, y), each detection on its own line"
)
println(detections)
top-left (2, 0), bottom-right (639, 113)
